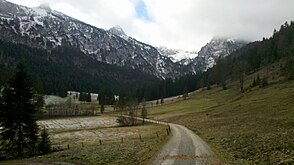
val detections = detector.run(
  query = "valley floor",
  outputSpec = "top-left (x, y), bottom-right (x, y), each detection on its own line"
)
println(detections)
top-left (149, 80), bottom-right (294, 164)
top-left (1, 77), bottom-right (293, 165)
top-left (1, 116), bottom-right (170, 165)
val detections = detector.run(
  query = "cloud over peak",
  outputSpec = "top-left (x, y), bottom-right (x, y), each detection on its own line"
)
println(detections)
top-left (7, 0), bottom-right (294, 50)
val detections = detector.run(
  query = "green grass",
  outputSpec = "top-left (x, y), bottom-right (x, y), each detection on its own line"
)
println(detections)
top-left (148, 93), bottom-right (218, 118)
top-left (1, 124), bottom-right (170, 165)
top-left (149, 78), bottom-right (294, 164)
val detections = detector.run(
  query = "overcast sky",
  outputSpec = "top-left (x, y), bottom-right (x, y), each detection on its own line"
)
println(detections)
top-left (6, 0), bottom-right (294, 51)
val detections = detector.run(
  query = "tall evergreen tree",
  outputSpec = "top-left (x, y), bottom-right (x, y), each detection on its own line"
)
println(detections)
top-left (87, 93), bottom-right (92, 102)
top-left (38, 127), bottom-right (51, 155)
top-left (98, 88), bottom-right (115, 105)
top-left (141, 98), bottom-right (147, 124)
top-left (100, 104), bottom-right (104, 114)
top-left (0, 62), bottom-right (39, 157)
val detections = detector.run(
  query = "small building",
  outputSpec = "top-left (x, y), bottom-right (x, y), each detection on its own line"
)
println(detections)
top-left (67, 91), bottom-right (99, 103)
top-left (90, 93), bottom-right (99, 102)
top-left (67, 91), bottom-right (80, 100)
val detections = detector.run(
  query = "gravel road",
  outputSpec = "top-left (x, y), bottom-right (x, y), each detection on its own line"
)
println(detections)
top-left (152, 123), bottom-right (219, 165)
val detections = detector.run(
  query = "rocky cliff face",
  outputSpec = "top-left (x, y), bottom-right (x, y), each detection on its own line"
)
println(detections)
top-left (157, 46), bottom-right (197, 65)
top-left (185, 38), bottom-right (247, 74)
top-left (0, 0), bottom-right (181, 79)
top-left (0, 0), bottom-right (248, 79)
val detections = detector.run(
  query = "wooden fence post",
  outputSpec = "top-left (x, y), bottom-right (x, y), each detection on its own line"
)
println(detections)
top-left (166, 128), bottom-right (169, 135)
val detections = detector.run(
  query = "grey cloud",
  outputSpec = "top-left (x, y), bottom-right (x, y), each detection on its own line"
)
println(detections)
top-left (7, 0), bottom-right (294, 50)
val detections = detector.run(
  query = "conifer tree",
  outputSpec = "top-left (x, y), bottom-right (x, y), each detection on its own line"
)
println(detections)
top-left (100, 104), bottom-right (104, 114)
top-left (38, 127), bottom-right (51, 155)
top-left (141, 98), bottom-right (147, 124)
top-left (0, 62), bottom-right (39, 157)
top-left (87, 93), bottom-right (92, 102)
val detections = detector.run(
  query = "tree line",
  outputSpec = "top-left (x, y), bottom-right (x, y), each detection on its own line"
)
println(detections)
top-left (0, 21), bottom-right (293, 160)
top-left (0, 41), bottom-right (158, 97)
top-left (130, 21), bottom-right (294, 101)
top-left (0, 63), bottom-right (51, 159)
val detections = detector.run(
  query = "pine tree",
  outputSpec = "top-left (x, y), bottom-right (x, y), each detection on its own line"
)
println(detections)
top-left (100, 104), bottom-right (104, 114)
top-left (0, 63), bottom-right (39, 157)
top-left (260, 77), bottom-right (268, 88)
top-left (87, 93), bottom-right (92, 102)
top-left (256, 74), bottom-right (261, 86)
top-left (141, 98), bottom-right (147, 124)
top-left (284, 57), bottom-right (294, 80)
top-left (160, 97), bottom-right (164, 104)
top-left (38, 127), bottom-right (51, 155)
top-left (182, 87), bottom-right (188, 100)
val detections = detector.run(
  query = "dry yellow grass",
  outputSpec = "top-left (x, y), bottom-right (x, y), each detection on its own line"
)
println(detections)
top-left (1, 118), bottom-right (170, 165)
top-left (149, 74), bottom-right (294, 164)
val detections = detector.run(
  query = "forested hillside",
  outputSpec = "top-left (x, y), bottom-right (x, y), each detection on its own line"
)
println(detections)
top-left (1, 21), bottom-right (293, 98)
top-left (0, 40), bottom-right (158, 96)
top-left (133, 21), bottom-right (294, 101)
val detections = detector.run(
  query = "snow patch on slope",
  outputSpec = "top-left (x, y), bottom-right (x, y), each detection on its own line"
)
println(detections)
top-left (157, 46), bottom-right (198, 64)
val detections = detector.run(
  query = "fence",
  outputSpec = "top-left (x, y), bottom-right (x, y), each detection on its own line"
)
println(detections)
top-left (51, 124), bottom-right (171, 152)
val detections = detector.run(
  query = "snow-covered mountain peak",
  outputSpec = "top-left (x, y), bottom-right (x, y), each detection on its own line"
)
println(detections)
top-left (226, 38), bottom-right (236, 43)
top-left (0, 1), bottom-right (185, 79)
top-left (39, 3), bottom-right (51, 11)
top-left (31, 7), bottom-right (49, 17)
top-left (157, 46), bottom-right (198, 65)
top-left (109, 26), bottom-right (126, 36)
top-left (0, 0), bottom-right (249, 79)
top-left (108, 25), bottom-right (130, 40)
top-left (197, 38), bottom-right (248, 69)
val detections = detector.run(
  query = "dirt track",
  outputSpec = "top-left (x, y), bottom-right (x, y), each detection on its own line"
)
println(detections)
top-left (149, 121), bottom-right (220, 165)
top-left (38, 116), bottom-right (219, 164)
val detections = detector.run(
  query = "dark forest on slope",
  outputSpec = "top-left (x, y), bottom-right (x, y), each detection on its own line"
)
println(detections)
top-left (0, 41), bottom-right (158, 96)
top-left (0, 21), bottom-right (293, 100)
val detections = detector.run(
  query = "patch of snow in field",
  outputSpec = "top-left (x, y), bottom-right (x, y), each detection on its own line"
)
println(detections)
top-left (44, 95), bottom-right (68, 105)
top-left (38, 116), bottom-right (118, 131)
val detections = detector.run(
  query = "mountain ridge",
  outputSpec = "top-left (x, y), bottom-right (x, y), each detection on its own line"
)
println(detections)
top-left (184, 38), bottom-right (247, 74)
top-left (0, 0), bottom-right (249, 86)
top-left (0, 0), bottom-right (182, 79)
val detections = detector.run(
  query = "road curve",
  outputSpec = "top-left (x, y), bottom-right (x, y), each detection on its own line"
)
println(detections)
top-left (116, 117), bottom-right (219, 164)
top-left (149, 121), bottom-right (219, 165)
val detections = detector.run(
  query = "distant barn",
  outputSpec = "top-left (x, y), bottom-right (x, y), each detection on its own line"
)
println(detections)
top-left (67, 91), bottom-right (80, 100)
top-left (67, 91), bottom-right (99, 102)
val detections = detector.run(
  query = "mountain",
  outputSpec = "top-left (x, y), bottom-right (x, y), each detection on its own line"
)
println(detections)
top-left (157, 46), bottom-right (198, 65)
top-left (108, 26), bottom-right (127, 38)
top-left (185, 38), bottom-right (248, 74)
top-left (133, 21), bottom-right (294, 102)
top-left (157, 38), bottom-right (247, 74)
top-left (0, 0), bottom-right (251, 96)
top-left (0, 0), bottom-right (180, 79)
top-left (198, 38), bottom-right (247, 69)
top-left (0, 38), bottom-right (159, 96)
